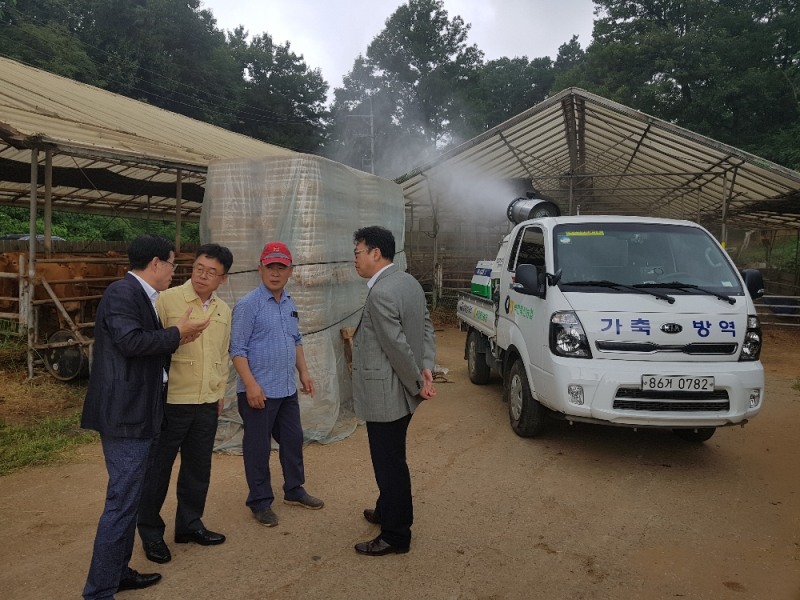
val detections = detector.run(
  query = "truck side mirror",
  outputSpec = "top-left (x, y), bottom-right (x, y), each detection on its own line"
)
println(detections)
top-left (740, 269), bottom-right (765, 299)
top-left (514, 264), bottom-right (545, 298)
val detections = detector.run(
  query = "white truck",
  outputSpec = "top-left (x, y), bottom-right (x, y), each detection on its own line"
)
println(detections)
top-left (457, 198), bottom-right (765, 442)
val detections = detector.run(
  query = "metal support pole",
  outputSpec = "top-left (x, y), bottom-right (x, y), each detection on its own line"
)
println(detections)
top-left (568, 175), bottom-right (574, 216)
top-left (27, 149), bottom-right (39, 379)
top-left (44, 149), bottom-right (53, 257)
top-left (795, 230), bottom-right (800, 293)
top-left (720, 172), bottom-right (729, 248)
top-left (696, 188), bottom-right (701, 224)
top-left (409, 203), bottom-right (414, 263)
top-left (425, 180), bottom-right (440, 310)
top-left (175, 170), bottom-right (183, 253)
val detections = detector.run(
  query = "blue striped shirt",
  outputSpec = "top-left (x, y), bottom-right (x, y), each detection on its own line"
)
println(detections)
top-left (230, 285), bottom-right (302, 397)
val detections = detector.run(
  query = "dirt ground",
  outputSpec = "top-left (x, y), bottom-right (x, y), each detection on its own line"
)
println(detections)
top-left (1, 325), bottom-right (799, 600)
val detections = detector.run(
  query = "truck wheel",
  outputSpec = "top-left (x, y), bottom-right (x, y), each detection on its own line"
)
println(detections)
top-left (672, 427), bottom-right (716, 443)
top-left (467, 329), bottom-right (491, 385)
top-left (506, 358), bottom-right (546, 437)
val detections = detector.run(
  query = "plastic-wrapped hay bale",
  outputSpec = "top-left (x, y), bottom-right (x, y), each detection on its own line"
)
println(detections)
top-left (290, 263), bottom-right (366, 333)
top-left (202, 155), bottom-right (355, 269)
top-left (201, 153), bottom-right (405, 447)
top-left (296, 324), bottom-right (359, 444)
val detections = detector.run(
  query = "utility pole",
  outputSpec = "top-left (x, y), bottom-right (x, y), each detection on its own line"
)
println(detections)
top-left (347, 96), bottom-right (375, 174)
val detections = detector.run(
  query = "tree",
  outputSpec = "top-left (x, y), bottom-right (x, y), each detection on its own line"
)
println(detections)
top-left (559, 0), bottom-right (800, 169)
top-left (452, 55), bottom-right (556, 142)
top-left (0, 0), bottom-right (16, 20)
top-left (329, 0), bottom-right (483, 177)
top-left (73, 0), bottom-right (244, 128)
top-left (1, 0), bottom-right (329, 151)
top-left (0, 0), bottom-right (98, 81)
top-left (227, 30), bottom-right (328, 152)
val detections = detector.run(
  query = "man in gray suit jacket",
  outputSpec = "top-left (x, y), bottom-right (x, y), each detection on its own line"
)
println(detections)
top-left (351, 226), bottom-right (436, 556)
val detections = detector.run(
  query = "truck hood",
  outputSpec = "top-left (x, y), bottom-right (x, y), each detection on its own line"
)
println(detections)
top-left (563, 292), bottom-right (750, 361)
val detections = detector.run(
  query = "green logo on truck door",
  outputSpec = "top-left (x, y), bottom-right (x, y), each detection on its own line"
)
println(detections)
top-left (504, 296), bottom-right (534, 320)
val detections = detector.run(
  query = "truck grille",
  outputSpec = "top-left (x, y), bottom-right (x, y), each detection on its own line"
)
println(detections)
top-left (596, 341), bottom-right (738, 355)
top-left (613, 388), bottom-right (730, 412)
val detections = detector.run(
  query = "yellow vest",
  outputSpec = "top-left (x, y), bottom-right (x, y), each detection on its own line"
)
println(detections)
top-left (156, 280), bottom-right (231, 404)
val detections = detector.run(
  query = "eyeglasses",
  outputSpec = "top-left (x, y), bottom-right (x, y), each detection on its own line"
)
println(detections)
top-left (353, 248), bottom-right (371, 257)
top-left (193, 265), bottom-right (222, 278)
top-left (162, 259), bottom-right (176, 271)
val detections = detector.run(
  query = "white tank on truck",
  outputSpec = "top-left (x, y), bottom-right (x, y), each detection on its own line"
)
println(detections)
top-left (457, 197), bottom-right (766, 442)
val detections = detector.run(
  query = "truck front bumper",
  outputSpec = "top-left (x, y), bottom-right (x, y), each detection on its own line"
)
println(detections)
top-left (532, 358), bottom-right (764, 428)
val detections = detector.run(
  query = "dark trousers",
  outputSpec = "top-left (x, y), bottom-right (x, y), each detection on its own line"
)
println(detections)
top-left (138, 402), bottom-right (219, 542)
top-left (366, 413), bottom-right (413, 549)
top-left (237, 392), bottom-right (306, 512)
top-left (83, 435), bottom-right (158, 600)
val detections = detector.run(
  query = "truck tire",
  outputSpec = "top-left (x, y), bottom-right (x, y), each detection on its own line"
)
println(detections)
top-left (467, 329), bottom-right (491, 385)
top-left (506, 358), bottom-right (546, 437)
top-left (672, 427), bottom-right (716, 443)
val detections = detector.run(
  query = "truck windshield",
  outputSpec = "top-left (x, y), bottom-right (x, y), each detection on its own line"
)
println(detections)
top-left (554, 223), bottom-right (743, 297)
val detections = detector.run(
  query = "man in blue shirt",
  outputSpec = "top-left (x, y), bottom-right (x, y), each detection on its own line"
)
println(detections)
top-left (230, 241), bottom-right (323, 527)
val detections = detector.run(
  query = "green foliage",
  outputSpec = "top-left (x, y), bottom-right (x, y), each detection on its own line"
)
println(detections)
top-left (454, 56), bottom-right (556, 141)
top-left (564, 0), bottom-right (800, 170)
top-left (0, 411), bottom-right (97, 476)
top-left (737, 232), bottom-right (800, 273)
top-left (0, 20), bottom-right (97, 81)
top-left (3, 0), bottom-right (798, 178)
top-left (230, 31), bottom-right (329, 152)
top-left (0, 207), bottom-right (200, 244)
top-left (0, 0), bottom-right (17, 20)
top-left (2, 0), bottom-right (328, 151)
top-left (766, 236), bottom-right (800, 272)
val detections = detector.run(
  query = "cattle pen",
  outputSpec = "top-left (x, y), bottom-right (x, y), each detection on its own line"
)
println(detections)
top-left (0, 240), bottom-right (196, 380)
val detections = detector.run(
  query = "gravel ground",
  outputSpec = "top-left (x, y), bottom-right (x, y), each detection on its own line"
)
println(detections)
top-left (1, 326), bottom-right (798, 600)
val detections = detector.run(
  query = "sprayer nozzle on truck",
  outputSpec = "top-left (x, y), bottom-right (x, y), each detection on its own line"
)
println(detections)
top-left (457, 196), bottom-right (765, 442)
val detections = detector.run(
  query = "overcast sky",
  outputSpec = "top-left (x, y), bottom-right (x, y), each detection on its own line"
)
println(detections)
top-left (201, 0), bottom-right (597, 102)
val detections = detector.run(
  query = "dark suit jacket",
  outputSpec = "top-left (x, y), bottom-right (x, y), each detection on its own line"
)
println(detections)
top-left (81, 273), bottom-right (181, 438)
top-left (352, 265), bottom-right (436, 422)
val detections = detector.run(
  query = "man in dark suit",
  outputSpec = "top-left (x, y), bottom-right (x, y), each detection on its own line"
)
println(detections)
top-left (81, 235), bottom-right (210, 600)
top-left (351, 226), bottom-right (436, 556)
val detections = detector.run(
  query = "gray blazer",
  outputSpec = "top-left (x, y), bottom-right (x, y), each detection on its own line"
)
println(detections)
top-left (352, 264), bottom-right (436, 422)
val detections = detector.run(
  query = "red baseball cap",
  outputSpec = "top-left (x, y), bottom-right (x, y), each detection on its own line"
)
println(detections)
top-left (260, 241), bottom-right (292, 266)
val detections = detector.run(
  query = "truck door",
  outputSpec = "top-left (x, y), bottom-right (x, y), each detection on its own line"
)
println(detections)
top-left (498, 225), bottom-right (546, 369)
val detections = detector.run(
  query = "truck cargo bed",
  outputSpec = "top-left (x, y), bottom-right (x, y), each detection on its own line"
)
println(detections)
top-left (456, 291), bottom-right (496, 338)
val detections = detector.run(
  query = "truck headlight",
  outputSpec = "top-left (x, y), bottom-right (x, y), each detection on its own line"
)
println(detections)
top-left (739, 314), bottom-right (761, 361)
top-left (550, 311), bottom-right (592, 358)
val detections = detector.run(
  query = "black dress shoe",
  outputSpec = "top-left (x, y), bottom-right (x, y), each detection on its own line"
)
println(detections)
top-left (363, 508), bottom-right (381, 524)
top-left (174, 527), bottom-right (226, 546)
top-left (117, 570), bottom-right (162, 591)
top-left (354, 535), bottom-right (409, 556)
top-left (143, 539), bottom-right (171, 563)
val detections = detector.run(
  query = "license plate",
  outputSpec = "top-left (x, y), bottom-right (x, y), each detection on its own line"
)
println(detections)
top-left (641, 375), bottom-right (715, 391)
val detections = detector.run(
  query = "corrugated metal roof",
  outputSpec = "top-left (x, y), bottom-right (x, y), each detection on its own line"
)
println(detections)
top-left (0, 56), bottom-right (295, 221)
top-left (398, 88), bottom-right (800, 230)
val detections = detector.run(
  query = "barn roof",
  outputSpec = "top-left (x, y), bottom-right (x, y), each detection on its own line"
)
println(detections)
top-left (397, 88), bottom-right (800, 231)
top-left (0, 56), bottom-right (294, 222)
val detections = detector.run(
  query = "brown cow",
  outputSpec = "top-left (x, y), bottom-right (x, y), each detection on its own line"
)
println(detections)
top-left (0, 252), bottom-right (89, 332)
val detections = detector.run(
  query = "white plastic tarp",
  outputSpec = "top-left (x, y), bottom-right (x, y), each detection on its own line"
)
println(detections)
top-left (200, 154), bottom-right (406, 451)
